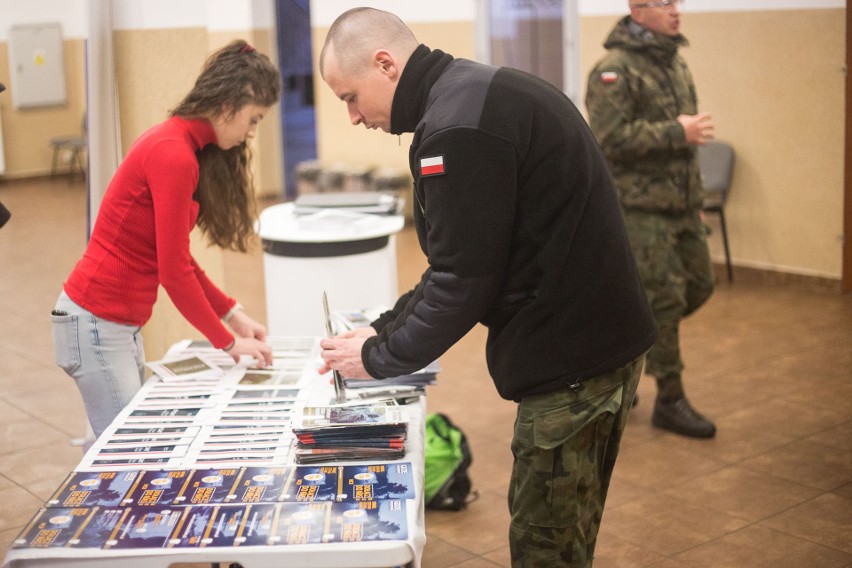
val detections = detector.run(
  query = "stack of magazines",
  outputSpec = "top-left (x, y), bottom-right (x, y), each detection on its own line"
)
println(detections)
top-left (291, 402), bottom-right (408, 464)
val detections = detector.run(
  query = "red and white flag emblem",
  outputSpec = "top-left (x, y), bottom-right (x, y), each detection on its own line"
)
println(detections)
top-left (420, 155), bottom-right (445, 176)
top-left (600, 71), bottom-right (618, 84)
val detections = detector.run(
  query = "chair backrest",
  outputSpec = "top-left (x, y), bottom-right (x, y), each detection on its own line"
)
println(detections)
top-left (698, 140), bottom-right (735, 198)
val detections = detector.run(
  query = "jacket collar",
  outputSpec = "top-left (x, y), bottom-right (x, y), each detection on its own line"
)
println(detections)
top-left (605, 15), bottom-right (688, 63)
top-left (390, 44), bottom-right (454, 135)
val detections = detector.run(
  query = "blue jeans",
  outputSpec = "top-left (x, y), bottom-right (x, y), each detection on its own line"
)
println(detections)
top-left (51, 290), bottom-right (146, 438)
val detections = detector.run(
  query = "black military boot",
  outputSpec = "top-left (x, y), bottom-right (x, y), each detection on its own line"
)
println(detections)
top-left (652, 396), bottom-right (716, 438)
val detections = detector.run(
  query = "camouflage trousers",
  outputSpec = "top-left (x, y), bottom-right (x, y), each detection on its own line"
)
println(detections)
top-left (622, 210), bottom-right (714, 388)
top-left (508, 354), bottom-right (644, 567)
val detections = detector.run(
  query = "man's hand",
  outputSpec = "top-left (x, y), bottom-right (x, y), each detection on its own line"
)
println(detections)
top-left (677, 112), bottom-right (714, 145)
top-left (319, 327), bottom-right (377, 379)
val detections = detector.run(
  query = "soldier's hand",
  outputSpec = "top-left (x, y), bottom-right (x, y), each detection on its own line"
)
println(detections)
top-left (677, 112), bottom-right (714, 145)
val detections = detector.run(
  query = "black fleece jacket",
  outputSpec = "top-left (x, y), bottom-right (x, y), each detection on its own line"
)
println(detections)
top-left (362, 45), bottom-right (656, 401)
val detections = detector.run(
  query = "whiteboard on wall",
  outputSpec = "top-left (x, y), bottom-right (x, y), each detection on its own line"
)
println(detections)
top-left (7, 23), bottom-right (67, 109)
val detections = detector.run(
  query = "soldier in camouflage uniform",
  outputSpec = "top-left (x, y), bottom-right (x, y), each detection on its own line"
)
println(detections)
top-left (585, 0), bottom-right (717, 438)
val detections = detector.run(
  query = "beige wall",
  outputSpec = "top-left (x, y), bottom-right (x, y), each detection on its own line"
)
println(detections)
top-left (311, 9), bottom-right (846, 282)
top-left (0, 39), bottom-right (87, 177)
top-left (582, 9), bottom-right (846, 280)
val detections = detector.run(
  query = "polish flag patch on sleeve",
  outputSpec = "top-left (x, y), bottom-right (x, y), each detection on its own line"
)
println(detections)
top-left (420, 155), bottom-right (445, 177)
top-left (600, 71), bottom-right (618, 84)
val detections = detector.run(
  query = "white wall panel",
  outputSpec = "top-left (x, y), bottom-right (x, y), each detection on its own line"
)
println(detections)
top-left (579, 0), bottom-right (844, 16)
top-left (311, 1), bottom-right (478, 27)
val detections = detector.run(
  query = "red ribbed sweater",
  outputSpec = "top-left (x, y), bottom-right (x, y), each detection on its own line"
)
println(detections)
top-left (64, 117), bottom-right (236, 349)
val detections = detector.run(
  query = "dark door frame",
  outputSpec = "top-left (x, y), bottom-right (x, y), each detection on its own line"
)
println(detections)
top-left (844, 0), bottom-right (852, 291)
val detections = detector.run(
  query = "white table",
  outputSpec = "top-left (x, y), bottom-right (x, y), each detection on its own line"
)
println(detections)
top-left (2, 338), bottom-right (426, 568)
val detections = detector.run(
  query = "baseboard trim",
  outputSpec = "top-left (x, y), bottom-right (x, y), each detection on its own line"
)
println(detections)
top-left (713, 263), bottom-right (842, 293)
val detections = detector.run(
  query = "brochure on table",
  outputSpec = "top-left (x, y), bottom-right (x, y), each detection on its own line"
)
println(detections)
top-left (3, 336), bottom-right (427, 568)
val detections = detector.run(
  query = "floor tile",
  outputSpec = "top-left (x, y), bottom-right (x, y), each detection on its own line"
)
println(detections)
top-left (662, 465), bottom-right (822, 521)
top-left (609, 438), bottom-right (728, 491)
top-left (0, 419), bottom-right (68, 456)
top-left (4, 386), bottom-right (88, 439)
top-left (740, 439), bottom-right (852, 491)
top-left (603, 493), bottom-right (750, 556)
top-left (674, 524), bottom-right (852, 568)
top-left (425, 490), bottom-right (510, 555)
top-left (593, 530), bottom-right (666, 568)
top-left (760, 493), bottom-right (852, 555)
top-left (479, 545), bottom-right (511, 567)
top-left (421, 534), bottom-right (476, 568)
top-left (0, 486), bottom-right (44, 533)
top-left (0, 441), bottom-right (82, 490)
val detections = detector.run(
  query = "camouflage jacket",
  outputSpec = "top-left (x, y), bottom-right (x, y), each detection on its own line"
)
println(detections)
top-left (585, 16), bottom-right (703, 213)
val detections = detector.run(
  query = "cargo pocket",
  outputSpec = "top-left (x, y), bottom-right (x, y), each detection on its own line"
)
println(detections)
top-left (51, 311), bottom-right (81, 374)
top-left (525, 388), bottom-right (619, 530)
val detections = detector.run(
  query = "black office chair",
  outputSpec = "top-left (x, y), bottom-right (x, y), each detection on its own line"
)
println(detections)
top-left (50, 113), bottom-right (87, 179)
top-left (699, 140), bottom-right (736, 282)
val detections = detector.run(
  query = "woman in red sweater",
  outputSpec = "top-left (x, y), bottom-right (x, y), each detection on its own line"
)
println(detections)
top-left (51, 40), bottom-right (280, 437)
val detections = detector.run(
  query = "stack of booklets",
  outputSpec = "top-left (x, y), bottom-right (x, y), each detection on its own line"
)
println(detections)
top-left (291, 402), bottom-right (409, 464)
top-left (12, 462), bottom-right (416, 550)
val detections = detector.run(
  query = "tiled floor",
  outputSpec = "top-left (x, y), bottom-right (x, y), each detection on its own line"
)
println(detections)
top-left (1, 176), bottom-right (851, 567)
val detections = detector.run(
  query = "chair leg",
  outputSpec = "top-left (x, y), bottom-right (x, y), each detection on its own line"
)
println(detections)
top-left (718, 208), bottom-right (733, 282)
top-left (72, 147), bottom-right (86, 180)
top-left (51, 146), bottom-right (60, 177)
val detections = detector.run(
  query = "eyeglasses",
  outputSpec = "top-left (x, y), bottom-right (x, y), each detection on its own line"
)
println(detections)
top-left (633, 0), bottom-right (684, 9)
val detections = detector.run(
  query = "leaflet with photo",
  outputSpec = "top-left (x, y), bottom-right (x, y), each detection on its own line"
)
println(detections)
top-left (329, 499), bottom-right (408, 542)
top-left (92, 444), bottom-right (189, 459)
top-left (341, 462), bottom-right (415, 501)
top-left (231, 466), bottom-right (294, 503)
top-left (83, 457), bottom-right (183, 471)
top-left (71, 506), bottom-right (127, 548)
top-left (232, 502), bottom-right (278, 546)
top-left (12, 506), bottom-right (98, 549)
top-left (121, 469), bottom-right (193, 506)
top-left (190, 504), bottom-right (247, 548)
top-left (288, 465), bottom-right (342, 502)
top-left (47, 470), bottom-right (142, 508)
top-left (106, 425), bottom-right (200, 439)
top-left (164, 504), bottom-right (217, 548)
top-left (146, 355), bottom-right (224, 382)
top-left (228, 387), bottom-right (301, 402)
top-left (293, 402), bottom-right (408, 430)
top-left (235, 369), bottom-right (305, 388)
top-left (181, 467), bottom-right (243, 505)
top-left (102, 506), bottom-right (184, 549)
top-left (268, 501), bottom-right (333, 545)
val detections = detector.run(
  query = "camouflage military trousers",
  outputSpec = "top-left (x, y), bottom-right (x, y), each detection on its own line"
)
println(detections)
top-left (622, 210), bottom-right (714, 382)
top-left (508, 354), bottom-right (644, 567)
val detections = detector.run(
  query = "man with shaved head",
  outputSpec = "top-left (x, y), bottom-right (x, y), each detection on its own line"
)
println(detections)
top-left (586, 0), bottom-right (718, 439)
top-left (319, 7), bottom-right (657, 567)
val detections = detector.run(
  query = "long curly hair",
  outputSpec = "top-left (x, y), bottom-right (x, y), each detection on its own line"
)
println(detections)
top-left (170, 39), bottom-right (281, 252)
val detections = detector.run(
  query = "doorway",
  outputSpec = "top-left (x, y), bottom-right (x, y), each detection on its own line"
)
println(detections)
top-left (275, 0), bottom-right (318, 199)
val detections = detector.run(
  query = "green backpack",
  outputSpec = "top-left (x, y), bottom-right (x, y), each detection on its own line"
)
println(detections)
top-left (424, 413), bottom-right (475, 511)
